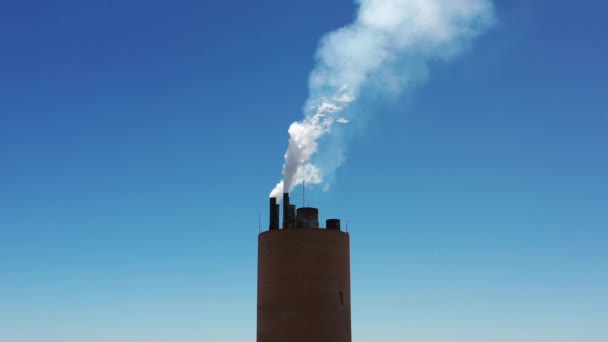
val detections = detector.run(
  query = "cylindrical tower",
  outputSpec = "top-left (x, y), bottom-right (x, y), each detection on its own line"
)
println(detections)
top-left (257, 195), bottom-right (351, 342)
top-left (296, 207), bottom-right (319, 228)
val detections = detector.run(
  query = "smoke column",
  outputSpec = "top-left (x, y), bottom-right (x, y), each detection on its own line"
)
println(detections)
top-left (270, 0), bottom-right (495, 198)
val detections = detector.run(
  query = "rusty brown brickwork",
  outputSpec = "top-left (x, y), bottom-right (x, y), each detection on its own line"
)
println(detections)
top-left (257, 228), bottom-right (351, 342)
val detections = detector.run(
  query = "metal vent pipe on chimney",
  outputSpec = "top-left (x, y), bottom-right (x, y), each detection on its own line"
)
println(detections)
top-left (282, 193), bottom-right (290, 229)
top-left (269, 198), bottom-right (278, 230)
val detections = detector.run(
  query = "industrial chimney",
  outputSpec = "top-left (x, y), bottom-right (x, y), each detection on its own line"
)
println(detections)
top-left (258, 194), bottom-right (351, 342)
top-left (268, 197), bottom-right (279, 230)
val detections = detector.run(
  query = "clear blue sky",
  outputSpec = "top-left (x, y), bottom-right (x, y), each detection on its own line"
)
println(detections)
top-left (1, 1), bottom-right (606, 341)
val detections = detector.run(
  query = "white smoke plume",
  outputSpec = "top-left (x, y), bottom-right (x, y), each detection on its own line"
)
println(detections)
top-left (270, 0), bottom-right (495, 199)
